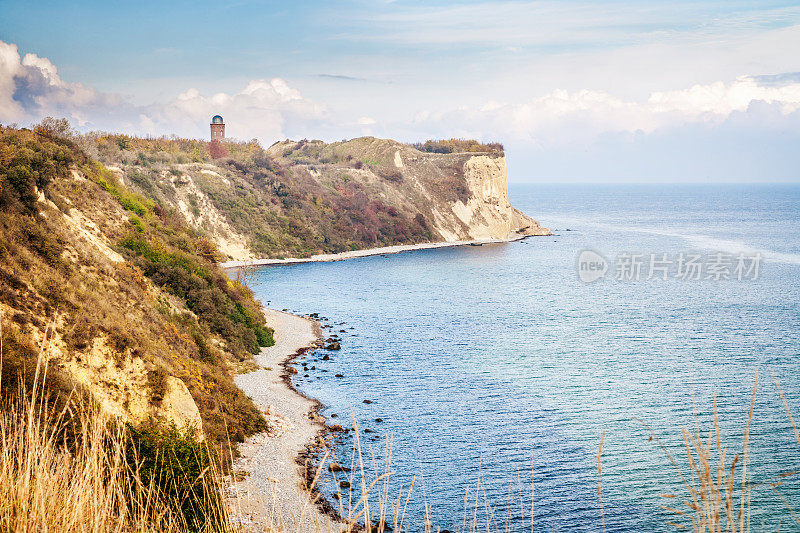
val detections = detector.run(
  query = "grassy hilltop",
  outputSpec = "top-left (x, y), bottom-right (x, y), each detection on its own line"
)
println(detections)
top-left (77, 133), bottom-right (544, 261)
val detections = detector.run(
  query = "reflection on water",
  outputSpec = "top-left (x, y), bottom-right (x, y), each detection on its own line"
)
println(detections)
top-left (252, 184), bottom-right (800, 532)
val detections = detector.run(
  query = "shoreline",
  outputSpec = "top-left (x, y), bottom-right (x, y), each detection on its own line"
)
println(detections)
top-left (228, 309), bottom-right (342, 532)
top-left (220, 235), bottom-right (533, 269)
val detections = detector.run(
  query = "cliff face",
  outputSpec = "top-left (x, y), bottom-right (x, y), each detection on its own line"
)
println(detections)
top-left (0, 165), bottom-right (203, 431)
top-left (82, 136), bottom-right (548, 261)
top-left (0, 126), bottom-right (270, 446)
top-left (267, 138), bottom-right (551, 245)
top-left (422, 151), bottom-right (545, 241)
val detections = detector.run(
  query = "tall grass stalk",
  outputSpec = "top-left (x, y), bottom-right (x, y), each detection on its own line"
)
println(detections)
top-left (636, 372), bottom-right (800, 532)
top-left (0, 314), bottom-right (230, 533)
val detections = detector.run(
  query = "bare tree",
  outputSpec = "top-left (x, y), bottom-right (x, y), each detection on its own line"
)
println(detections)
top-left (234, 261), bottom-right (260, 288)
top-left (35, 117), bottom-right (74, 139)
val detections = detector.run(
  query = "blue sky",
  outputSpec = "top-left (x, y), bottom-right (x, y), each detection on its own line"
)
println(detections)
top-left (2, 1), bottom-right (800, 181)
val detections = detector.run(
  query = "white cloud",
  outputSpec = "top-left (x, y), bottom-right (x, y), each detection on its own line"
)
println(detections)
top-left (412, 76), bottom-right (800, 148)
top-left (0, 41), bottom-right (25, 121)
top-left (0, 40), bottom-right (123, 126)
top-left (139, 79), bottom-right (325, 142)
top-left (649, 77), bottom-right (800, 116)
top-left (0, 39), bottom-right (325, 144)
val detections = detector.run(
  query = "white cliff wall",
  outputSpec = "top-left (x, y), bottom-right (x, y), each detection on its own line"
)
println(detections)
top-left (441, 154), bottom-right (548, 240)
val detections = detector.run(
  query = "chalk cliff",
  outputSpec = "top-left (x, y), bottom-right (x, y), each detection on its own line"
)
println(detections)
top-left (266, 138), bottom-right (549, 246)
top-left (81, 135), bottom-right (549, 261)
top-left (265, 137), bottom-right (550, 246)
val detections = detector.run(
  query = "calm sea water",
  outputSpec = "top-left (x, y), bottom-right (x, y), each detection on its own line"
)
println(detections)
top-left (251, 184), bottom-right (800, 532)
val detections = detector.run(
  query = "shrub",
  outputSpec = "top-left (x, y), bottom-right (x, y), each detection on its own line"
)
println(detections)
top-left (207, 140), bottom-right (227, 159)
top-left (118, 234), bottom-right (273, 357)
top-left (0, 124), bottom-right (84, 211)
top-left (374, 166), bottom-right (403, 182)
top-left (410, 138), bottom-right (504, 154)
top-left (129, 216), bottom-right (145, 233)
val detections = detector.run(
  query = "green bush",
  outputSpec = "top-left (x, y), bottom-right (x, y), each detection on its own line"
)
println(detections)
top-left (410, 138), bottom-right (504, 153)
top-left (120, 195), bottom-right (147, 216)
top-left (119, 234), bottom-right (273, 357)
top-left (0, 125), bottom-right (84, 211)
top-left (125, 423), bottom-right (226, 531)
top-left (129, 216), bottom-right (145, 233)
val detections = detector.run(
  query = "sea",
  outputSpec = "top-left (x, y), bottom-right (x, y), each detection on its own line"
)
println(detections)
top-left (250, 184), bottom-right (800, 532)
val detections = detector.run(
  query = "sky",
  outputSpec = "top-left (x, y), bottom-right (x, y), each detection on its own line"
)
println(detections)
top-left (2, 0), bottom-right (800, 182)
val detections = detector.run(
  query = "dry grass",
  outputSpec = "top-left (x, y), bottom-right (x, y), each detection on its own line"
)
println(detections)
top-left (0, 319), bottom-right (231, 533)
top-left (246, 373), bottom-right (800, 533)
top-left (3, 313), bottom-right (799, 532)
top-left (636, 371), bottom-right (800, 533)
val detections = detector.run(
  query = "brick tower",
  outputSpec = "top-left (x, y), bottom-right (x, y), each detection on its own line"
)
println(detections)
top-left (210, 115), bottom-right (225, 141)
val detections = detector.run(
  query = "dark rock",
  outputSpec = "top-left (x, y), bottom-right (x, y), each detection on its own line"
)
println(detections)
top-left (375, 519), bottom-right (393, 531)
top-left (374, 418), bottom-right (383, 423)
top-left (363, 399), bottom-right (373, 404)
top-left (322, 354), bottom-right (330, 361)
top-left (339, 480), bottom-right (351, 488)
top-left (326, 342), bottom-right (341, 350)
top-left (335, 373), bottom-right (344, 378)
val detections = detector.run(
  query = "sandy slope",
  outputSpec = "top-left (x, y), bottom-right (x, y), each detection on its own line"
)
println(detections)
top-left (229, 310), bottom-right (342, 532)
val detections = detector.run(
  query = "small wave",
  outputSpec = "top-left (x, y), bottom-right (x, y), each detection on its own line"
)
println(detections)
top-left (680, 234), bottom-right (800, 265)
top-left (547, 217), bottom-right (800, 265)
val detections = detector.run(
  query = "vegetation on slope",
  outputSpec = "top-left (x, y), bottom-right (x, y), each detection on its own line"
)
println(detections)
top-left (408, 138), bottom-right (504, 154)
top-left (78, 135), bottom-right (458, 258)
top-left (0, 358), bottom-right (230, 532)
top-left (0, 123), bottom-right (271, 448)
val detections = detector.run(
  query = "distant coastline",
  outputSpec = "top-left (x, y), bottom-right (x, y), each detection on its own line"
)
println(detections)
top-left (220, 235), bottom-right (536, 269)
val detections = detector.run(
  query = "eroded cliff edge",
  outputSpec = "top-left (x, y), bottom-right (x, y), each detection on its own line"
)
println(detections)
top-left (266, 137), bottom-right (550, 245)
top-left (86, 135), bottom-right (549, 262)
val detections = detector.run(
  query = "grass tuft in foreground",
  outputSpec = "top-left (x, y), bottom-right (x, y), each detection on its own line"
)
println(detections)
top-left (0, 324), bottom-right (231, 533)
